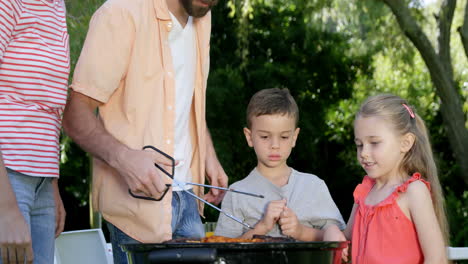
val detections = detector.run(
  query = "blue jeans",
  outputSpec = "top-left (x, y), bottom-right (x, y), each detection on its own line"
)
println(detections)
top-left (0, 169), bottom-right (55, 264)
top-left (108, 189), bottom-right (205, 264)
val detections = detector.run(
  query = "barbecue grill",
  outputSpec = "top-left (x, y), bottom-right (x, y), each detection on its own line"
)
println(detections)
top-left (121, 240), bottom-right (348, 264)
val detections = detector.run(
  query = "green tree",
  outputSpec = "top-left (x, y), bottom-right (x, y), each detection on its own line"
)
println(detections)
top-left (322, 0), bottom-right (467, 247)
top-left (61, 1), bottom-right (466, 250)
top-left (379, 0), bottom-right (468, 184)
top-left (61, 0), bottom-right (107, 230)
top-left (206, 0), bottom-right (372, 220)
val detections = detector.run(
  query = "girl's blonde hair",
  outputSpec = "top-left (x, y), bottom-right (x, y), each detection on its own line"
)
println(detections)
top-left (356, 94), bottom-right (449, 244)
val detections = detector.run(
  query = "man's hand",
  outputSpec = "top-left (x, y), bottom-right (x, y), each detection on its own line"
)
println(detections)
top-left (278, 206), bottom-right (303, 239)
top-left (63, 91), bottom-right (174, 200)
top-left (52, 179), bottom-right (66, 237)
top-left (203, 132), bottom-right (228, 205)
top-left (204, 153), bottom-right (228, 205)
top-left (0, 207), bottom-right (33, 264)
top-left (115, 148), bottom-right (174, 199)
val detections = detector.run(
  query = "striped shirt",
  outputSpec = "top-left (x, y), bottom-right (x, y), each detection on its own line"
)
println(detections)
top-left (0, 0), bottom-right (69, 177)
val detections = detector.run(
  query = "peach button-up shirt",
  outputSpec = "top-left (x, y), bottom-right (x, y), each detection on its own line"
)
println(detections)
top-left (70, 0), bottom-right (211, 242)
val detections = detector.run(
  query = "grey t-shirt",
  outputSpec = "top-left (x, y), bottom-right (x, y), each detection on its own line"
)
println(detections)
top-left (215, 168), bottom-right (345, 238)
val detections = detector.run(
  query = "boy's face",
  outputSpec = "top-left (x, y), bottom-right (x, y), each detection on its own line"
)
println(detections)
top-left (244, 114), bottom-right (300, 170)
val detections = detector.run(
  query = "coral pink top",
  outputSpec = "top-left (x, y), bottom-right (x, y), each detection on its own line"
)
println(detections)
top-left (351, 173), bottom-right (430, 264)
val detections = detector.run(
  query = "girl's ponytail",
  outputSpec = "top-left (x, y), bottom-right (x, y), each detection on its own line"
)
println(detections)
top-left (406, 115), bottom-right (449, 244)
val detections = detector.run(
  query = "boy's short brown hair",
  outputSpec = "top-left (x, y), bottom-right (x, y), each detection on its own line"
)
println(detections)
top-left (246, 88), bottom-right (299, 128)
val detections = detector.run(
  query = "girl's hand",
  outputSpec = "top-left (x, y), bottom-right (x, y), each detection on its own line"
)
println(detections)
top-left (278, 206), bottom-right (302, 240)
top-left (259, 199), bottom-right (287, 231)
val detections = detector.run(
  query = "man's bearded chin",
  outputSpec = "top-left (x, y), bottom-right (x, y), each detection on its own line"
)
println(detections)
top-left (181, 0), bottom-right (218, 18)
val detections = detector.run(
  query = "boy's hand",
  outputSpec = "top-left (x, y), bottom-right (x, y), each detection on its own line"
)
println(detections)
top-left (259, 199), bottom-right (287, 231)
top-left (323, 224), bottom-right (349, 262)
top-left (278, 206), bottom-right (302, 240)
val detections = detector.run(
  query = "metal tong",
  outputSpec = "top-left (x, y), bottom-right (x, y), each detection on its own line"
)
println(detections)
top-left (129, 145), bottom-right (263, 229)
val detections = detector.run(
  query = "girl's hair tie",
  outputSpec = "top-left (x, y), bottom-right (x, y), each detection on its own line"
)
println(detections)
top-left (402, 104), bottom-right (415, 119)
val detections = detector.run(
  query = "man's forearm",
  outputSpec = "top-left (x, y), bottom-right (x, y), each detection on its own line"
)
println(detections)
top-left (63, 91), bottom-right (128, 169)
top-left (205, 129), bottom-right (217, 158)
top-left (63, 90), bottom-right (171, 197)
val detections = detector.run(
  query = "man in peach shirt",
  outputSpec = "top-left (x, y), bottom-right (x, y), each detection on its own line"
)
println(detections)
top-left (62, 0), bottom-right (227, 263)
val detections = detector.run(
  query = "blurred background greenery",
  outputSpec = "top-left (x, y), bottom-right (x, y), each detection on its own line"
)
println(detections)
top-left (61, 0), bottom-right (467, 250)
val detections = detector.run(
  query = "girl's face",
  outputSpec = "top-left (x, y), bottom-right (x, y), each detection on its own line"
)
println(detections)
top-left (354, 116), bottom-right (408, 181)
top-left (244, 114), bottom-right (300, 171)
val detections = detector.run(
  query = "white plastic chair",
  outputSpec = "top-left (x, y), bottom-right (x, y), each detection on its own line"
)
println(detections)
top-left (447, 247), bottom-right (468, 261)
top-left (55, 229), bottom-right (112, 264)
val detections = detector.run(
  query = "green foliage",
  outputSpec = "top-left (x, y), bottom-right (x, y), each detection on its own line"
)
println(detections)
top-left (59, 0), bottom-right (106, 230)
top-left (323, 0), bottom-right (467, 247)
top-left (65, 0), bottom-right (106, 78)
top-left (206, 0), bottom-right (372, 221)
top-left (60, 0), bottom-right (467, 248)
top-left (446, 188), bottom-right (468, 247)
top-left (59, 136), bottom-right (91, 230)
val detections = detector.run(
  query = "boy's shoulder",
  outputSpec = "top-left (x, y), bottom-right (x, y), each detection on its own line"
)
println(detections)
top-left (229, 169), bottom-right (258, 189)
top-left (291, 169), bottom-right (325, 185)
top-left (228, 168), bottom-right (327, 190)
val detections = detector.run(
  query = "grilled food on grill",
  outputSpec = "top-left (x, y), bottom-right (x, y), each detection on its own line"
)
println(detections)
top-left (252, 235), bottom-right (295, 242)
top-left (164, 237), bottom-right (202, 243)
top-left (201, 236), bottom-right (264, 243)
top-left (164, 235), bottom-right (294, 244)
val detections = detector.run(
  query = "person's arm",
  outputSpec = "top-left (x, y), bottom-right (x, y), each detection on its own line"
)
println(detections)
top-left (203, 130), bottom-right (228, 205)
top-left (0, 4), bottom-right (33, 262)
top-left (62, 91), bottom-right (171, 198)
top-left (0, 152), bottom-right (34, 264)
top-left (323, 221), bottom-right (349, 262)
top-left (278, 206), bottom-right (333, 241)
top-left (406, 181), bottom-right (447, 264)
top-left (284, 178), bottom-right (347, 241)
top-left (240, 199), bottom-right (286, 239)
top-left (62, 3), bottom-right (173, 198)
top-left (0, 0), bottom-right (16, 58)
top-left (52, 179), bottom-right (65, 237)
top-left (343, 204), bottom-right (358, 240)
top-left (278, 208), bottom-right (348, 259)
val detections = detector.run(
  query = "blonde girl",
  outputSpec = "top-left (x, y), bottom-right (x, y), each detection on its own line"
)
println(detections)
top-left (344, 94), bottom-right (448, 264)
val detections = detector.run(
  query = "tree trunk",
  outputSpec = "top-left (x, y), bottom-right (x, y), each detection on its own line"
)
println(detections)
top-left (459, 0), bottom-right (468, 57)
top-left (382, 0), bottom-right (468, 184)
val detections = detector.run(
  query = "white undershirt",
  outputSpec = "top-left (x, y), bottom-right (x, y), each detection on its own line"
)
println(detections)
top-left (168, 13), bottom-right (196, 190)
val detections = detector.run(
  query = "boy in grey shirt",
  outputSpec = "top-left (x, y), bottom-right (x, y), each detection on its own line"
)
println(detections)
top-left (215, 88), bottom-right (345, 241)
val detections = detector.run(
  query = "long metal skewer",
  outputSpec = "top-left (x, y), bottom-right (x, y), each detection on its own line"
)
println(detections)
top-left (173, 180), bottom-right (254, 230)
top-left (181, 182), bottom-right (264, 198)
